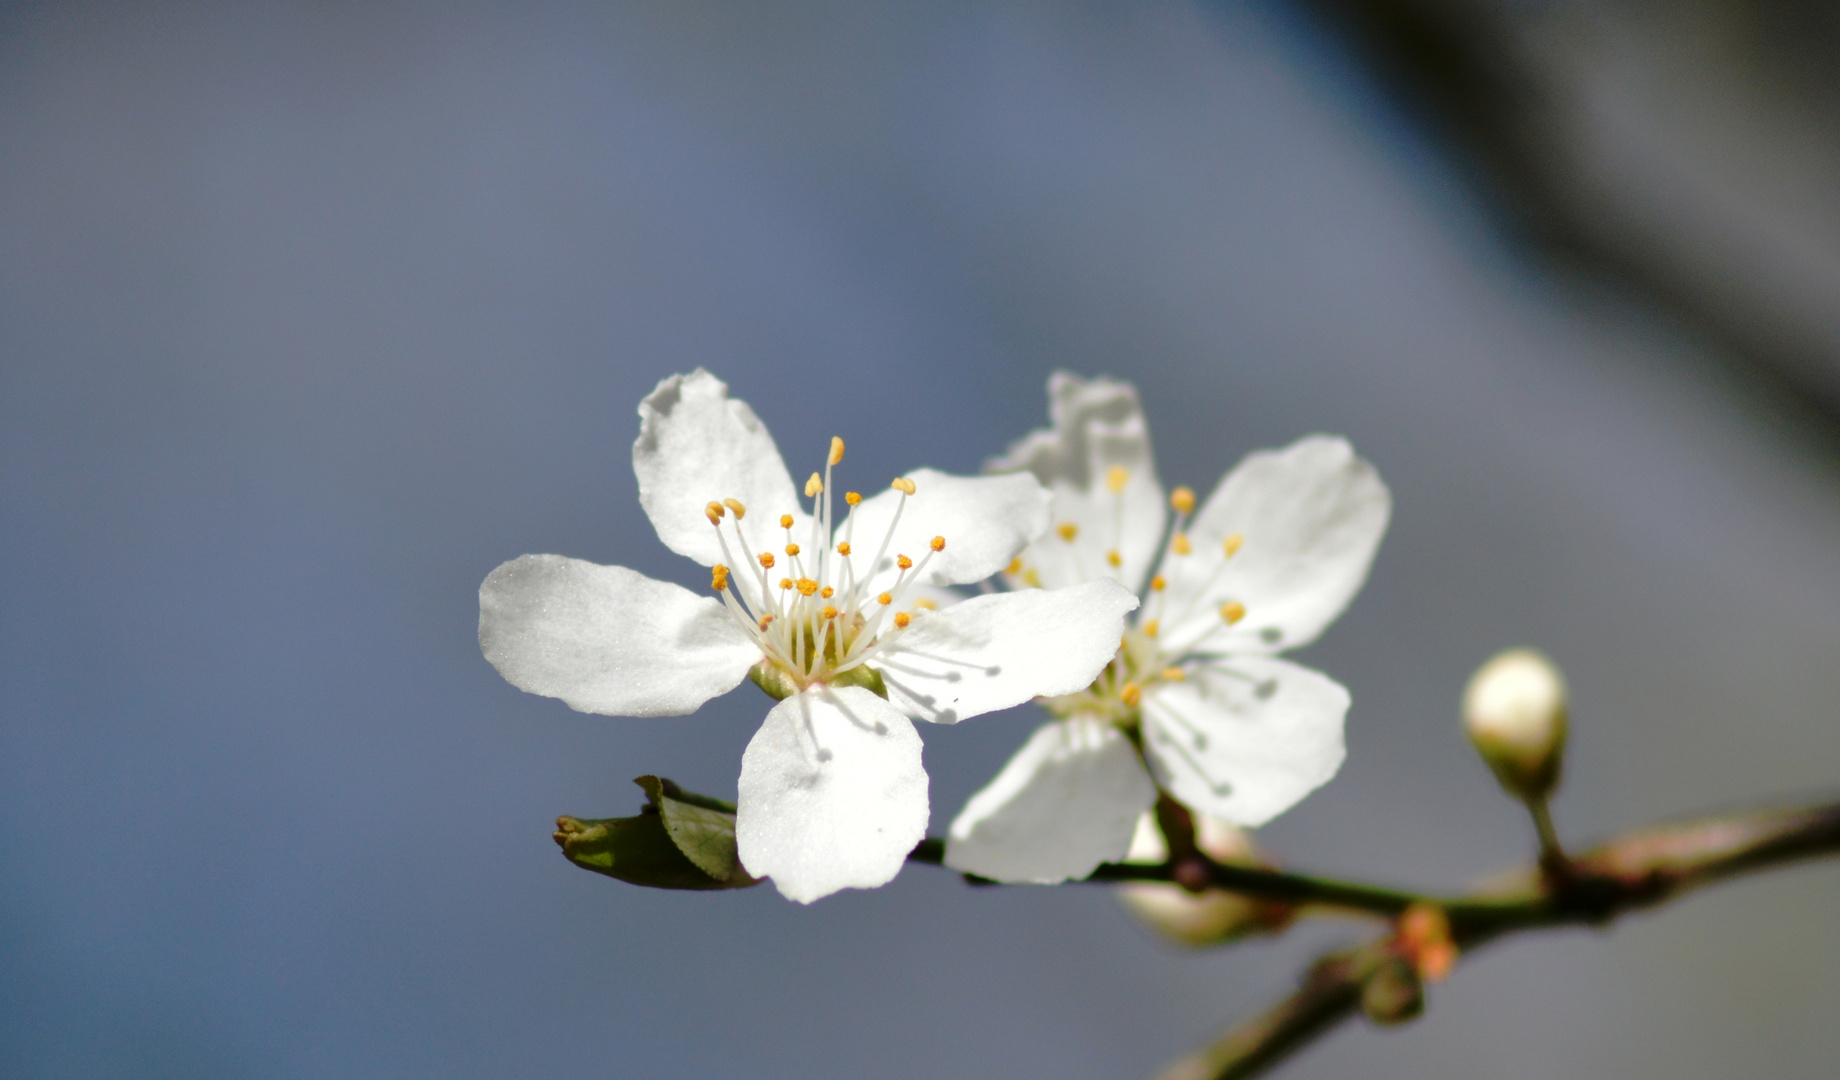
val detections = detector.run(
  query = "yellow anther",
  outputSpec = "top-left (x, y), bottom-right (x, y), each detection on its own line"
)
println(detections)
top-left (829, 436), bottom-right (845, 465)
top-left (779, 577), bottom-right (793, 591)
top-left (1022, 567), bottom-right (1042, 587)
top-left (723, 498), bottom-right (747, 519)
top-left (877, 592), bottom-right (893, 606)
top-left (1150, 575), bottom-right (1166, 592)
top-left (893, 612), bottom-right (912, 629)
top-left (1056, 522), bottom-right (1079, 542)
top-left (1223, 533), bottom-right (1244, 557)
top-left (1005, 557), bottom-right (1023, 575)
top-left (896, 554), bottom-right (913, 570)
top-left (758, 615), bottom-right (774, 629)
top-left (930, 535), bottom-right (946, 552)
top-left (805, 472), bottom-right (823, 497)
top-left (836, 541), bottom-right (852, 556)
top-left (757, 552), bottom-right (776, 569)
top-left (780, 514), bottom-right (794, 529)
top-left (914, 598), bottom-right (937, 611)
top-left (845, 491), bottom-right (862, 506)
top-left (711, 565), bottom-right (730, 591)
top-left (1171, 533), bottom-right (1192, 556)
top-left (797, 578), bottom-right (819, 596)
top-left (1170, 487), bottom-right (1196, 514)
top-left (1106, 549), bottom-right (1122, 568)
top-left (1143, 619), bottom-right (1160, 638)
top-left (1105, 465), bottom-right (1129, 494)
top-left (705, 501), bottom-right (725, 525)
top-left (891, 477), bottom-right (916, 496)
top-left (820, 586), bottom-right (834, 599)
top-left (1220, 601), bottom-right (1246, 625)
top-left (1120, 683), bottom-right (1141, 707)
top-left (821, 605), bottom-right (838, 620)
top-left (785, 543), bottom-right (801, 557)
top-left (1161, 667), bottom-right (1186, 682)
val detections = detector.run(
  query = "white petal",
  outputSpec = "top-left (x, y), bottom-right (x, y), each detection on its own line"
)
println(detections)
top-left (875, 580), bottom-right (1139, 724)
top-left (632, 370), bottom-right (815, 574)
top-left (478, 554), bottom-right (758, 717)
top-left (944, 716), bottom-right (1155, 883)
top-left (994, 373), bottom-right (1167, 592)
top-left (1160, 436), bottom-right (1389, 655)
top-left (1139, 655), bottom-right (1349, 826)
top-left (735, 687), bottom-right (929, 903)
top-left (844, 468), bottom-right (1050, 594)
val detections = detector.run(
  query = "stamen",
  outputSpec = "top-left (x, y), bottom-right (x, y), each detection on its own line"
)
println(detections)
top-left (1223, 533), bottom-right (1244, 557)
top-left (820, 586), bottom-right (834, 599)
top-left (711, 565), bottom-right (730, 591)
top-left (896, 555), bottom-right (912, 570)
top-left (1120, 683), bottom-right (1141, 706)
top-left (877, 593), bottom-right (893, 606)
top-left (930, 535), bottom-right (946, 552)
top-left (893, 612), bottom-right (912, 629)
top-left (1220, 601), bottom-right (1246, 624)
top-left (1005, 557), bottom-right (1023, 575)
top-left (758, 552), bottom-right (776, 569)
top-left (1143, 619), bottom-right (1160, 638)
top-left (829, 436), bottom-right (845, 465)
top-left (723, 498), bottom-right (747, 519)
top-left (845, 491), bottom-right (862, 506)
top-left (1170, 487), bottom-right (1196, 514)
top-left (785, 543), bottom-right (800, 557)
top-left (1056, 522), bottom-right (1078, 542)
top-left (805, 473), bottom-right (823, 497)
top-left (1171, 533), bottom-right (1192, 556)
top-left (780, 514), bottom-right (794, 529)
top-left (891, 477), bottom-right (916, 495)
top-left (836, 541), bottom-right (851, 556)
top-left (821, 605), bottom-right (838, 620)
top-left (759, 615), bottom-right (774, 629)
top-left (779, 577), bottom-right (794, 591)
top-left (1161, 667), bottom-right (1186, 682)
top-left (1106, 465), bottom-right (1129, 494)
top-left (797, 578), bottom-right (819, 596)
top-left (914, 598), bottom-right (937, 611)
top-left (705, 502), bottom-right (725, 525)
top-left (1106, 549), bottom-right (1122, 567)
top-left (1150, 575), bottom-right (1166, 592)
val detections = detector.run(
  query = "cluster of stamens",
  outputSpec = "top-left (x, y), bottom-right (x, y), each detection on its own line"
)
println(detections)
top-left (703, 436), bottom-right (945, 693)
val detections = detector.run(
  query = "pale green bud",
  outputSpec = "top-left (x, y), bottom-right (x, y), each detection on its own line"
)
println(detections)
top-left (1462, 648), bottom-right (1568, 803)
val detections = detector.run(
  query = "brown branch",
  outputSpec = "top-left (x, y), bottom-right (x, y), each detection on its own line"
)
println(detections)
top-left (1155, 797), bottom-right (1840, 1080)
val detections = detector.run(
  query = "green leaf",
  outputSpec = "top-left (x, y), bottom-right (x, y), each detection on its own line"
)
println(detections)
top-left (552, 776), bottom-right (759, 891)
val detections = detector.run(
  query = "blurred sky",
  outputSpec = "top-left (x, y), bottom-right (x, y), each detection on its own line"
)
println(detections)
top-left (3, 2), bottom-right (1839, 1078)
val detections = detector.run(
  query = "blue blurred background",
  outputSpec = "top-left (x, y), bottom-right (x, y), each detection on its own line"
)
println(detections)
top-left (4, 2), bottom-right (1838, 1077)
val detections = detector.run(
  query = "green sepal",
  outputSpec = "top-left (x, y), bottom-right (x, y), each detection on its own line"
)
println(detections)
top-left (747, 659), bottom-right (888, 701)
top-left (552, 776), bottom-right (759, 890)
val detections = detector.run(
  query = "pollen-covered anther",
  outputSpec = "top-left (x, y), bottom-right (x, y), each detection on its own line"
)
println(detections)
top-left (779, 577), bottom-right (794, 591)
top-left (893, 612), bottom-right (912, 629)
top-left (821, 605), bottom-right (838, 620)
top-left (1120, 682), bottom-right (1142, 707)
top-left (758, 615), bottom-right (774, 629)
top-left (704, 501), bottom-right (725, 525)
top-left (1005, 557), bottom-right (1023, 575)
top-left (930, 535), bottom-right (945, 552)
top-left (1170, 486), bottom-right (1196, 514)
top-left (1143, 619), bottom-right (1160, 638)
top-left (1106, 465), bottom-right (1130, 494)
top-left (722, 498), bottom-right (747, 519)
top-left (1220, 600), bottom-right (1247, 625)
top-left (757, 552), bottom-right (776, 569)
top-left (805, 472), bottom-right (823, 497)
top-left (820, 586), bottom-right (834, 599)
top-left (796, 578), bottom-right (819, 596)
top-left (1171, 532), bottom-right (1193, 556)
top-left (1056, 522), bottom-right (1078, 542)
top-left (829, 436), bottom-right (845, 465)
top-left (1106, 549), bottom-right (1122, 568)
top-left (896, 554), bottom-right (913, 570)
top-left (1161, 667), bottom-right (1186, 682)
top-left (1149, 575), bottom-right (1166, 592)
top-left (836, 541), bottom-right (851, 556)
top-left (779, 514), bottom-right (794, 529)
top-left (877, 592), bottom-right (893, 606)
top-left (710, 565), bottom-right (730, 591)
top-left (1223, 533), bottom-right (1245, 557)
top-left (845, 491), bottom-right (862, 506)
top-left (891, 477), bottom-right (916, 496)
top-left (784, 543), bottom-right (801, 557)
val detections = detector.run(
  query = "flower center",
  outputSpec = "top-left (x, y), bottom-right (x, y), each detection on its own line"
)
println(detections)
top-left (701, 436), bottom-right (944, 698)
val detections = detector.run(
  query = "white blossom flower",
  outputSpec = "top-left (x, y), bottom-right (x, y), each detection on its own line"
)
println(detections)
top-left (478, 370), bottom-right (1138, 903)
top-left (945, 374), bottom-right (1390, 883)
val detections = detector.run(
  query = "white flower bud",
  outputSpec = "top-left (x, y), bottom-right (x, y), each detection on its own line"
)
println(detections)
top-left (1462, 648), bottom-right (1568, 803)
